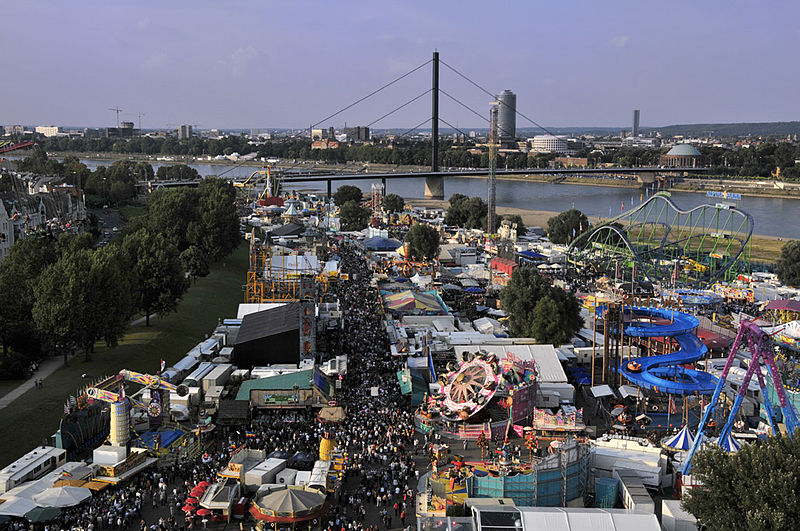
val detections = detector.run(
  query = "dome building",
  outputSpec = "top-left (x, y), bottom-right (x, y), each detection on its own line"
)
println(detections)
top-left (660, 144), bottom-right (701, 167)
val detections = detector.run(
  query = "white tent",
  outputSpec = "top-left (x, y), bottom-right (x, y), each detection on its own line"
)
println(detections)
top-left (32, 486), bottom-right (91, 508)
top-left (0, 496), bottom-right (37, 517)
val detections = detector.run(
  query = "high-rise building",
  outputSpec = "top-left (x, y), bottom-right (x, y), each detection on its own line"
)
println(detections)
top-left (496, 90), bottom-right (516, 142)
top-left (632, 109), bottom-right (640, 137)
top-left (178, 125), bottom-right (193, 140)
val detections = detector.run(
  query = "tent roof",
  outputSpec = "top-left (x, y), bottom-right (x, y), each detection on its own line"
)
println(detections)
top-left (519, 507), bottom-right (660, 531)
top-left (0, 496), bottom-right (37, 517)
top-left (32, 486), bottom-right (91, 508)
top-left (255, 487), bottom-right (326, 515)
top-left (766, 299), bottom-right (800, 312)
top-left (363, 236), bottom-right (402, 251)
top-left (236, 369), bottom-right (314, 400)
top-left (662, 425), bottom-right (695, 451)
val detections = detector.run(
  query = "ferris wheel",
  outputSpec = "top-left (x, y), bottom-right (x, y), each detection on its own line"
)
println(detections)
top-left (440, 358), bottom-right (500, 419)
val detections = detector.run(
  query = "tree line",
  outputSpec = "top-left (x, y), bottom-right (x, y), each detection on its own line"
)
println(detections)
top-left (24, 134), bottom-right (800, 180)
top-left (0, 178), bottom-right (240, 377)
top-left (16, 149), bottom-right (200, 206)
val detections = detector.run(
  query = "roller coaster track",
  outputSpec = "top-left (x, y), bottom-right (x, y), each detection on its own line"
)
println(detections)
top-left (568, 192), bottom-right (753, 286)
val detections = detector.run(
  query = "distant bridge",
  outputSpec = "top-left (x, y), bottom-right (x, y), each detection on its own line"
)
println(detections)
top-left (137, 166), bottom-right (707, 198)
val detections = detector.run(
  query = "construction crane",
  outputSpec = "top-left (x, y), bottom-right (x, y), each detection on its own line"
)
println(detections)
top-left (108, 106), bottom-right (123, 129)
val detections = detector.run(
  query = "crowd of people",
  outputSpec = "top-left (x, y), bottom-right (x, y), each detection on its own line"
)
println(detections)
top-left (13, 240), bottom-right (419, 531)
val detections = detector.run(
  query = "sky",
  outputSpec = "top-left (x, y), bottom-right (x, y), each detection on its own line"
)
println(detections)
top-left (1, 1), bottom-right (799, 130)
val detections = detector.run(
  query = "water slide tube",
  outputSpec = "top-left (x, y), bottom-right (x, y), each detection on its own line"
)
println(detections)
top-left (599, 306), bottom-right (718, 395)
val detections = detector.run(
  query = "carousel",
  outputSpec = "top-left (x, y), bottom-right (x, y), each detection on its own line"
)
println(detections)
top-left (416, 351), bottom-right (536, 439)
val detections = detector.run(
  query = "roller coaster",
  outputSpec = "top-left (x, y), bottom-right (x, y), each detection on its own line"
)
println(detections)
top-left (568, 193), bottom-right (753, 286)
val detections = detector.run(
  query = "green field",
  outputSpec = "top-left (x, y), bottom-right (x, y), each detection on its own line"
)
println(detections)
top-left (0, 244), bottom-right (248, 467)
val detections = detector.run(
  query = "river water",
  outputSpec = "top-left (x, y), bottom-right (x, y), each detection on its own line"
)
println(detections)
top-left (12, 157), bottom-right (800, 239)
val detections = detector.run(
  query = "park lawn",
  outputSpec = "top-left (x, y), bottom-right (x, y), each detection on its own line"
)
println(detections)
top-left (0, 244), bottom-right (248, 467)
top-left (119, 205), bottom-right (146, 220)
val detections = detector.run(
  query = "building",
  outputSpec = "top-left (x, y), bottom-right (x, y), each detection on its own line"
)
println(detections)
top-left (4, 125), bottom-right (25, 136)
top-left (496, 90), bottom-right (516, 142)
top-left (105, 122), bottom-right (140, 138)
top-left (532, 135), bottom-right (569, 154)
top-left (232, 303), bottom-right (301, 368)
top-left (311, 138), bottom-right (340, 150)
top-left (554, 156), bottom-right (588, 168)
top-left (632, 109), bottom-right (640, 137)
top-left (35, 126), bottom-right (60, 137)
top-left (235, 368), bottom-right (332, 409)
top-left (178, 125), bottom-right (193, 140)
top-left (659, 144), bottom-right (702, 167)
top-left (0, 201), bottom-right (14, 261)
top-left (343, 126), bottom-right (370, 142)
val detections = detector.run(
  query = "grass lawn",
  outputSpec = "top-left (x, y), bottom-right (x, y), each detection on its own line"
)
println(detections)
top-left (119, 205), bottom-right (146, 220)
top-left (0, 244), bottom-right (248, 467)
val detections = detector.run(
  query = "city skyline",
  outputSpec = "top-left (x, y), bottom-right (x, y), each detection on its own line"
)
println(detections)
top-left (2, 1), bottom-right (798, 130)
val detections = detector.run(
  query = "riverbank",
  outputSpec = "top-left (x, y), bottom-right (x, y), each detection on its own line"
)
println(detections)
top-left (406, 199), bottom-right (787, 263)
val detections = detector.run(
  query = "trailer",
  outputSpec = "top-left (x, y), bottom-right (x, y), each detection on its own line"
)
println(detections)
top-left (184, 362), bottom-right (216, 388)
top-left (202, 364), bottom-right (234, 392)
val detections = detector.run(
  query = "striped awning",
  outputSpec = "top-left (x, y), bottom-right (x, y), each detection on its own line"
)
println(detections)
top-left (661, 425), bottom-right (695, 451)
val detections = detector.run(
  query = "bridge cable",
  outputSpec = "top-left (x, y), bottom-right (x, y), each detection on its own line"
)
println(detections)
top-left (394, 119), bottom-right (431, 139)
top-left (309, 59), bottom-right (432, 129)
top-left (367, 89), bottom-right (432, 128)
top-left (439, 89), bottom-right (515, 140)
top-left (440, 59), bottom-right (559, 137)
top-left (438, 117), bottom-right (472, 139)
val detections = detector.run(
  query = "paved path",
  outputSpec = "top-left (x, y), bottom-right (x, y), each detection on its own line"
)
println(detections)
top-left (0, 354), bottom-right (72, 410)
top-left (0, 311), bottom-right (155, 411)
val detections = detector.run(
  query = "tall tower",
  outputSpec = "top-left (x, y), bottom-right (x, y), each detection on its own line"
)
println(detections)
top-left (497, 90), bottom-right (516, 143)
top-left (487, 103), bottom-right (499, 234)
top-left (632, 109), bottom-right (640, 137)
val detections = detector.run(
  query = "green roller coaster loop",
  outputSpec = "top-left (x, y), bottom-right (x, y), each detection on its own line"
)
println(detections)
top-left (567, 192), bottom-right (753, 286)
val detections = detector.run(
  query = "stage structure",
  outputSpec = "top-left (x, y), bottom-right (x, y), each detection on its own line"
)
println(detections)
top-left (568, 193), bottom-right (752, 286)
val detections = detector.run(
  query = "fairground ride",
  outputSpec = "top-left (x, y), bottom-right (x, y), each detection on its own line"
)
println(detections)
top-left (234, 166), bottom-right (282, 205)
top-left (568, 193), bottom-right (753, 287)
top-left (682, 320), bottom-right (799, 474)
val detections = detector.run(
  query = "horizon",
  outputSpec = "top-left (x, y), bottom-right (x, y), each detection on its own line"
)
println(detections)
top-left (2, 2), bottom-right (799, 129)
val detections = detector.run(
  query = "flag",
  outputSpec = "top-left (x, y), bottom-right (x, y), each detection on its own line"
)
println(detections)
top-left (119, 384), bottom-right (125, 401)
top-left (669, 396), bottom-right (677, 415)
top-left (61, 470), bottom-right (73, 478)
top-left (160, 359), bottom-right (166, 373)
top-left (245, 431), bottom-right (256, 438)
top-left (512, 425), bottom-right (525, 438)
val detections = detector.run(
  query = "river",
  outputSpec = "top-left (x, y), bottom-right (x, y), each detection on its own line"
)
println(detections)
top-left (9, 157), bottom-right (800, 239)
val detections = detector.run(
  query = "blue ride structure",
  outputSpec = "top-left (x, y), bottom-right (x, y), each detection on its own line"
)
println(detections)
top-left (597, 306), bottom-right (719, 395)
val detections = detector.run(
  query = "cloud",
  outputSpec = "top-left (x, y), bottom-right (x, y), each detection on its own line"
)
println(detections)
top-left (609, 35), bottom-right (629, 48)
top-left (136, 18), bottom-right (150, 32)
top-left (231, 45), bottom-right (258, 75)
top-left (141, 50), bottom-right (168, 70)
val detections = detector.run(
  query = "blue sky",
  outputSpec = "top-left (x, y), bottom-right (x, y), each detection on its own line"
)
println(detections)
top-left (1, 1), bottom-right (798, 130)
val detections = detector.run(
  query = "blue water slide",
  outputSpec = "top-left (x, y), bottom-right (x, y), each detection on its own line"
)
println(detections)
top-left (599, 306), bottom-right (718, 395)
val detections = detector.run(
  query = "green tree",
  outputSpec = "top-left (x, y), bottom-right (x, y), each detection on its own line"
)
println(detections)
top-left (0, 236), bottom-right (57, 356)
top-left (383, 193), bottom-right (405, 213)
top-left (196, 177), bottom-right (240, 261)
top-left (444, 194), bottom-right (487, 229)
top-left (776, 240), bottom-right (800, 287)
top-left (499, 267), bottom-right (583, 343)
top-left (156, 164), bottom-right (200, 181)
top-left (333, 185), bottom-right (363, 206)
top-left (546, 209), bottom-right (590, 244)
top-left (180, 245), bottom-right (210, 283)
top-left (339, 200), bottom-right (370, 232)
top-left (405, 223), bottom-right (440, 260)
top-left (682, 435), bottom-right (800, 530)
top-left (122, 229), bottom-right (188, 326)
top-left (32, 249), bottom-right (93, 364)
